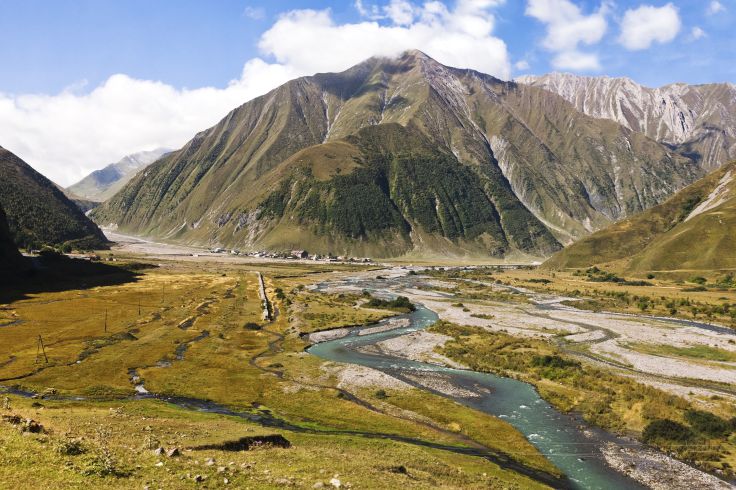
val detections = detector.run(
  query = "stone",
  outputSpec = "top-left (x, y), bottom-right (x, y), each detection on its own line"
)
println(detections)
top-left (166, 447), bottom-right (180, 458)
top-left (153, 447), bottom-right (165, 456)
top-left (205, 458), bottom-right (215, 466)
top-left (329, 478), bottom-right (341, 488)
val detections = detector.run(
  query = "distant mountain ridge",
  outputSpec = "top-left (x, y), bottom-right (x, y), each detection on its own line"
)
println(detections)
top-left (93, 51), bottom-right (702, 258)
top-left (0, 146), bottom-right (108, 250)
top-left (543, 160), bottom-right (736, 273)
top-left (517, 73), bottom-right (736, 171)
top-left (68, 148), bottom-right (170, 202)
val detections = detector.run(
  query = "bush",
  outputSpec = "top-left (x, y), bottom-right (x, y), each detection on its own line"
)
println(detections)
top-left (365, 295), bottom-right (415, 312)
top-left (642, 419), bottom-right (694, 443)
top-left (684, 410), bottom-right (731, 438)
top-left (531, 355), bottom-right (580, 369)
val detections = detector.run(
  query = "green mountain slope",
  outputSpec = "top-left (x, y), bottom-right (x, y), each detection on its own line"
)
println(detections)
top-left (0, 146), bottom-right (108, 250)
top-left (93, 50), bottom-right (701, 258)
top-left (543, 160), bottom-right (736, 272)
top-left (0, 204), bottom-right (22, 270)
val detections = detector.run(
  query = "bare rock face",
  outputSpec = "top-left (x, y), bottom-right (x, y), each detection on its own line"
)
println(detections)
top-left (517, 73), bottom-right (736, 171)
top-left (67, 148), bottom-right (170, 202)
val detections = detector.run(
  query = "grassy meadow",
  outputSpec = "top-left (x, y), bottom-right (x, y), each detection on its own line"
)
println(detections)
top-left (0, 256), bottom-right (561, 489)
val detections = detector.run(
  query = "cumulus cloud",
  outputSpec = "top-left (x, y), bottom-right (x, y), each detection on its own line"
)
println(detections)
top-left (2, 1), bottom-right (510, 186)
top-left (514, 60), bottom-right (531, 71)
top-left (707, 1), bottom-right (725, 15)
top-left (260, 4), bottom-right (510, 77)
top-left (525, 0), bottom-right (608, 71)
top-left (0, 61), bottom-right (299, 186)
top-left (690, 26), bottom-right (706, 41)
top-left (618, 3), bottom-right (681, 51)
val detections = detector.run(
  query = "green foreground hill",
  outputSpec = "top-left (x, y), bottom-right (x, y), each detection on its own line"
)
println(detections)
top-left (93, 50), bottom-right (700, 259)
top-left (543, 160), bottom-right (736, 273)
top-left (0, 146), bottom-right (108, 250)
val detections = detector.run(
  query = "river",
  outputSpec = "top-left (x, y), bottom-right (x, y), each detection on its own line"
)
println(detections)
top-left (308, 272), bottom-right (647, 489)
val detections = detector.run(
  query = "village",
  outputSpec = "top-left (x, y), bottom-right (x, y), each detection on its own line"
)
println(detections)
top-left (208, 248), bottom-right (374, 263)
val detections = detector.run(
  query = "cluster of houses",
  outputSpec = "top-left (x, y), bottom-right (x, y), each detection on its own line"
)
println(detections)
top-left (208, 248), bottom-right (372, 263)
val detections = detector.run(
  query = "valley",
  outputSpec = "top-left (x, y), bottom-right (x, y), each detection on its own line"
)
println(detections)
top-left (1, 24), bottom-right (735, 490)
top-left (2, 234), bottom-right (736, 489)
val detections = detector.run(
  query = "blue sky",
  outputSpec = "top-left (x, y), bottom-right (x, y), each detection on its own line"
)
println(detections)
top-left (0, 0), bottom-right (734, 185)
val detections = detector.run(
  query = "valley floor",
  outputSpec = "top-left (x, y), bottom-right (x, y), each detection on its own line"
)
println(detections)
top-left (1, 237), bottom-right (735, 488)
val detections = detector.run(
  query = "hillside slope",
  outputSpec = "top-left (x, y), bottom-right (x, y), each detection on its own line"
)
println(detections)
top-left (0, 146), bottom-right (108, 250)
top-left (93, 51), bottom-right (700, 257)
top-left (543, 160), bottom-right (736, 272)
top-left (0, 204), bottom-right (22, 270)
top-left (517, 73), bottom-right (736, 171)
top-left (68, 148), bottom-right (169, 202)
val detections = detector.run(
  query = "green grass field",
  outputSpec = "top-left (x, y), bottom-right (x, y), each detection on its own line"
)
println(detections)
top-left (0, 257), bottom-right (560, 489)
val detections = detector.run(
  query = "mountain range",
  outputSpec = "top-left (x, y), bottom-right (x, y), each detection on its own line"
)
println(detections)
top-left (517, 73), bottom-right (736, 172)
top-left (67, 148), bottom-right (170, 202)
top-left (0, 146), bottom-right (108, 250)
top-left (92, 50), bottom-right (705, 258)
top-left (544, 159), bottom-right (736, 273)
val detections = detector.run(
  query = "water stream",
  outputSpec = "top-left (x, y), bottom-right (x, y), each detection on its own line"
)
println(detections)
top-left (308, 274), bottom-right (646, 489)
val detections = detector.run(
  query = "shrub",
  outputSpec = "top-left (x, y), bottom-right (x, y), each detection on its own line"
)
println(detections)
top-left (684, 410), bottom-right (731, 438)
top-left (642, 419), bottom-right (694, 443)
top-left (531, 355), bottom-right (580, 369)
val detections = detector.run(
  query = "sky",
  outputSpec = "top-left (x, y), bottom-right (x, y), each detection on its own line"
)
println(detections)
top-left (0, 0), bottom-right (733, 186)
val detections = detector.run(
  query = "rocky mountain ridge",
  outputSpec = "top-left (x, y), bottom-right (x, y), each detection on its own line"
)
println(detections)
top-left (92, 51), bottom-right (702, 257)
top-left (517, 73), bottom-right (736, 171)
top-left (68, 148), bottom-right (170, 202)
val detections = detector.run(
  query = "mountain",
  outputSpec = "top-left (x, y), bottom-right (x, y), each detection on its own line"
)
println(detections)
top-left (543, 160), bottom-right (736, 273)
top-left (67, 148), bottom-right (170, 202)
top-left (0, 204), bottom-right (22, 271)
top-left (0, 146), bottom-right (108, 250)
top-left (93, 50), bottom-right (701, 258)
top-left (517, 73), bottom-right (736, 171)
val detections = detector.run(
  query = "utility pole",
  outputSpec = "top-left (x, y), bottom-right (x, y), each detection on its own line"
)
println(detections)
top-left (35, 335), bottom-right (48, 364)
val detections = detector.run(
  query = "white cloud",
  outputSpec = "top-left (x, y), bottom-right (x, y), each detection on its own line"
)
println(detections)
top-left (384, 0), bottom-right (416, 25)
top-left (259, 5), bottom-right (510, 78)
top-left (525, 0), bottom-right (608, 71)
top-left (552, 50), bottom-right (600, 70)
top-left (690, 26), bottom-right (706, 41)
top-left (618, 3), bottom-right (681, 51)
top-left (1, 1), bottom-right (510, 187)
top-left (707, 1), bottom-right (725, 15)
top-left (514, 60), bottom-right (531, 70)
top-left (243, 6), bottom-right (266, 20)
top-left (0, 60), bottom-right (299, 186)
